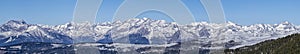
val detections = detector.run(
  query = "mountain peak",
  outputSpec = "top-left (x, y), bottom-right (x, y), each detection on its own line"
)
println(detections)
top-left (6, 20), bottom-right (27, 24)
top-left (279, 21), bottom-right (292, 25)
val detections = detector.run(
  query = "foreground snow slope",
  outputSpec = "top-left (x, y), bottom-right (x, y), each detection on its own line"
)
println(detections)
top-left (0, 18), bottom-right (299, 49)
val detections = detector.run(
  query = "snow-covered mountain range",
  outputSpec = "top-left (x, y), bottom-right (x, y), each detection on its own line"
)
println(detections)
top-left (0, 18), bottom-right (299, 49)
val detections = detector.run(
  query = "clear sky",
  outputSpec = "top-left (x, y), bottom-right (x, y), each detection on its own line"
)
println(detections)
top-left (0, 0), bottom-right (299, 25)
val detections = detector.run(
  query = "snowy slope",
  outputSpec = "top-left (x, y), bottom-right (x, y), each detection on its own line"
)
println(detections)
top-left (0, 18), bottom-right (299, 49)
top-left (0, 20), bottom-right (73, 46)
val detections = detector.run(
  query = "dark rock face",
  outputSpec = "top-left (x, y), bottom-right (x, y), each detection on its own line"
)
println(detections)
top-left (168, 31), bottom-right (181, 44)
top-left (129, 27), bottom-right (150, 44)
top-left (129, 33), bottom-right (149, 44)
top-left (199, 27), bottom-right (210, 38)
top-left (97, 34), bottom-right (113, 44)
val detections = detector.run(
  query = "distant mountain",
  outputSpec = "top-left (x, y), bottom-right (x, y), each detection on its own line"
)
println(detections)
top-left (225, 33), bottom-right (300, 54)
top-left (0, 18), bottom-right (299, 49)
top-left (0, 20), bottom-right (73, 46)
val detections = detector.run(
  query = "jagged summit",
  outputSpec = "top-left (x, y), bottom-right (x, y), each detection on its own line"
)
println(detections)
top-left (280, 21), bottom-right (292, 25)
top-left (6, 20), bottom-right (27, 24)
top-left (0, 18), bottom-right (299, 49)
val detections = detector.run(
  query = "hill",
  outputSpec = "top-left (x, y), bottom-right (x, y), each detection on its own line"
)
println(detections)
top-left (225, 33), bottom-right (300, 54)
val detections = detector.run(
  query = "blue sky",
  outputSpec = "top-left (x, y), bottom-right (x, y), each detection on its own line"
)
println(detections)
top-left (0, 0), bottom-right (300, 25)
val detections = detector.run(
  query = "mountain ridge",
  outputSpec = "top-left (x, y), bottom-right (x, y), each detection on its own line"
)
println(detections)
top-left (0, 18), bottom-right (299, 49)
